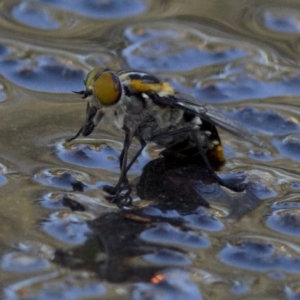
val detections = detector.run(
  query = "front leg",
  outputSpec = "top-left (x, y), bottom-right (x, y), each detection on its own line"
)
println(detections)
top-left (106, 137), bottom-right (147, 207)
top-left (103, 127), bottom-right (147, 207)
top-left (103, 125), bottom-right (132, 204)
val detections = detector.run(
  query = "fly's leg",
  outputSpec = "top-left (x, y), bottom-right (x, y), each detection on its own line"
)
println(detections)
top-left (67, 126), bottom-right (84, 142)
top-left (103, 125), bottom-right (132, 204)
top-left (103, 127), bottom-right (146, 207)
top-left (125, 137), bottom-right (146, 173)
top-left (67, 105), bottom-right (103, 142)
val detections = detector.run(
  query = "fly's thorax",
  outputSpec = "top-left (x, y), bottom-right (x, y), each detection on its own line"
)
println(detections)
top-left (124, 97), bottom-right (189, 142)
top-left (121, 94), bottom-right (154, 134)
top-left (119, 71), bottom-right (174, 95)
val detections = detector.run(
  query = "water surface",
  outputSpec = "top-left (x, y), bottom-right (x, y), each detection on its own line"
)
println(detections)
top-left (1, 0), bottom-right (300, 299)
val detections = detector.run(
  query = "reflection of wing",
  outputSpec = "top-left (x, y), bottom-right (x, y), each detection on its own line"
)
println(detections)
top-left (159, 92), bottom-right (266, 148)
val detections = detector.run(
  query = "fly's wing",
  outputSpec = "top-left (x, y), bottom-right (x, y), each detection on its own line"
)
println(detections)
top-left (155, 92), bottom-right (266, 148)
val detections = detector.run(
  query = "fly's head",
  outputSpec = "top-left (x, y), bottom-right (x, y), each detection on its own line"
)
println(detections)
top-left (77, 67), bottom-right (123, 105)
top-left (69, 68), bottom-right (123, 142)
top-left (75, 67), bottom-right (123, 104)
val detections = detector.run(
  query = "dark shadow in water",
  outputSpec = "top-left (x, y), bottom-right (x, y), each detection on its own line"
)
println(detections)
top-left (53, 153), bottom-right (268, 285)
top-left (135, 153), bottom-right (264, 219)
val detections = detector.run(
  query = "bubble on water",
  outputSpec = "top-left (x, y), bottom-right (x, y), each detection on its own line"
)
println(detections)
top-left (12, 1), bottom-right (59, 30)
top-left (264, 11), bottom-right (300, 33)
top-left (274, 134), bottom-right (300, 162)
top-left (140, 223), bottom-right (210, 249)
top-left (57, 139), bottom-right (150, 174)
top-left (1, 252), bottom-right (50, 273)
top-left (141, 206), bottom-right (182, 219)
top-left (34, 168), bottom-right (90, 191)
top-left (266, 209), bottom-right (300, 237)
top-left (255, 6), bottom-right (300, 34)
top-left (42, 212), bottom-right (91, 245)
top-left (248, 149), bottom-right (273, 161)
top-left (57, 140), bottom-right (121, 171)
top-left (123, 24), bottom-right (248, 72)
top-left (0, 55), bottom-right (84, 93)
top-left (37, 0), bottom-right (147, 19)
top-left (244, 5), bottom-right (300, 43)
top-left (183, 207), bottom-right (224, 231)
top-left (226, 107), bottom-right (300, 135)
top-left (290, 183), bottom-right (300, 190)
top-left (143, 248), bottom-right (191, 266)
top-left (133, 269), bottom-right (202, 300)
top-left (219, 240), bottom-right (300, 273)
top-left (171, 65), bottom-right (300, 103)
top-left (40, 192), bottom-right (103, 211)
top-left (4, 272), bottom-right (106, 300)
top-left (140, 205), bottom-right (224, 231)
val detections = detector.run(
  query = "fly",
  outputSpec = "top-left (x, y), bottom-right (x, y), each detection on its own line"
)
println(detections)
top-left (68, 68), bottom-right (265, 206)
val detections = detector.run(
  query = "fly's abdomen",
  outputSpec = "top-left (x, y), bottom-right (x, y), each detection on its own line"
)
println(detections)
top-left (162, 117), bottom-right (226, 170)
top-left (201, 119), bottom-right (226, 170)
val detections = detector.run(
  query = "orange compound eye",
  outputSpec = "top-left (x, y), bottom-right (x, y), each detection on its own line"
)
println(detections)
top-left (93, 71), bottom-right (122, 106)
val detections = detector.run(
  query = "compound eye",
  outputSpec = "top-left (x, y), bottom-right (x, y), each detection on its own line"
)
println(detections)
top-left (93, 71), bottom-right (121, 106)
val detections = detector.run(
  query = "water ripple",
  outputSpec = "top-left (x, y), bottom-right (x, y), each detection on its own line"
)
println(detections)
top-left (246, 5), bottom-right (300, 36)
top-left (227, 107), bottom-right (300, 135)
top-left (267, 208), bottom-right (300, 237)
top-left (1, 252), bottom-right (50, 273)
top-left (34, 168), bottom-right (92, 191)
top-left (42, 212), bottom-right (91, 245)
top-left (274, 134), bottom-right (300, 162)
top-left (171, 63), bottom-right (300, 103)
top-left (12, 1), bottom-right (59, 30)
top-left (4, 272), bottom-right (106, 300)
top-left (140, 223), bottom-right (210, 249)
top-left (219, 239), bottom-right (300, 273)
top-left (143, 248), bottom-right (191, 266)
top-left (40, 192), bottom-right (104, 211)
top-left (57, 139), bottom-right (151, 174)
top-left (37, 0), bottom-right (147, 19)
top-left (0, 54), bottom-right (84, 93)
top-left (123, 22), bottom-right (249, 72)
top-left (133, 269), bottom-right (202, 300)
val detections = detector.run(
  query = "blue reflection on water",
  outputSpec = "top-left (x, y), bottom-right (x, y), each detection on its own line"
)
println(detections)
top-left (38, 0), bottom-right (146, 19)
top-left (13, 2), bottom-right (59, 30)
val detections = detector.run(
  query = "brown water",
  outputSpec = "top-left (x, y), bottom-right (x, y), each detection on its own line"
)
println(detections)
top-left (1, 0), bottom-right (300, 299)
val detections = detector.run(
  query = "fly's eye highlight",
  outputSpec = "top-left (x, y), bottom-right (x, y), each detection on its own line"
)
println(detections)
top-left (93, 71), bottom-right (121, 106)
top-left (85, 67), bottom-right (102, 89)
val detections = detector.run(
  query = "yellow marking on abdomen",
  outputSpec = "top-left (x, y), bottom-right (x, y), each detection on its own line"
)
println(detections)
top-left (207, 145), bottom-right (226, 170)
